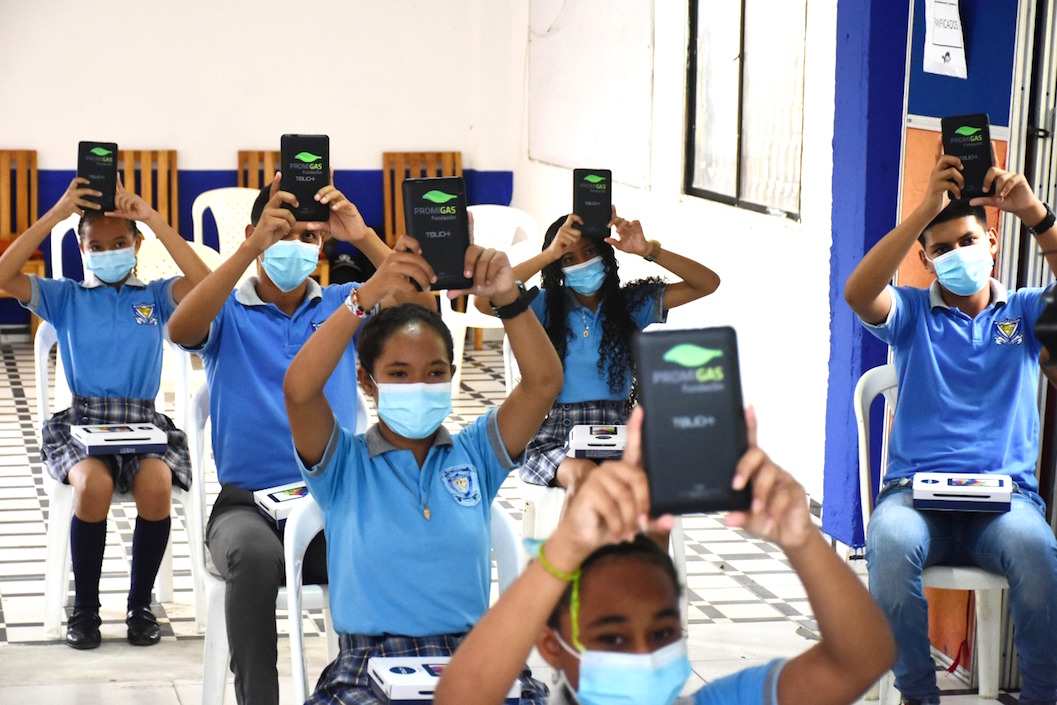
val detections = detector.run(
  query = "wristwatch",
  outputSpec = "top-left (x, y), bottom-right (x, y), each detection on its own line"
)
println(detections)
top-left (1028, 203), bottom-right (1056, 237)
top-left (491, 280), bottom-right (540, 319)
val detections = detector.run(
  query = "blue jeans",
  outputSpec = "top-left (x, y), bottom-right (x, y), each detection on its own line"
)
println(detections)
top-left (866, 487), bottom-right (1057, 705)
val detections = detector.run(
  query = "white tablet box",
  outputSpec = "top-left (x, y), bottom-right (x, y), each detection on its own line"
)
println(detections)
top-left (70, 423), bottom-right (167, 455)
top-left (567, 424), bottom-right (626, 459)
top-left (912, 472), bottom-right (1013, 512)
top-left (253, 481), bottom-right (309, 530)
top-left (367, 656), bottom-right (520, 704)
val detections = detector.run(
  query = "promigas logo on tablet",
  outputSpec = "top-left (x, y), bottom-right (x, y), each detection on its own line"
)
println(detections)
top-left (951, 126), bottom-right (984, 143)
top-left (414, 190), bottom-right (459, 217)
top-left (293, 152), bottom-right (324, 169)
top-left (651, 344), bottom-right (725, 386)
top-left (88, 147), bottom-right (113, 161)
top-left (582, 173), bottom-right (607, 189)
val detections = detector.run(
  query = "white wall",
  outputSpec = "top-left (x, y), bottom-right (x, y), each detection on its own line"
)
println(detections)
top-left (1, 0), bottom-right (838, 499)
top-left (0, 0), bottom-right (523, 170)
top-left (509, 1), bottom-right (838, 500)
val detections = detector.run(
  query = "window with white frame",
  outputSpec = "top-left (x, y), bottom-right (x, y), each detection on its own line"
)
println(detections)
top-left (685, 0), bottom-right (807, 219)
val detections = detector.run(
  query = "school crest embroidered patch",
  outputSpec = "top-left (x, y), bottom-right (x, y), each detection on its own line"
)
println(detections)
top-left (441, 465), bottom-right (481, 506)
top-left (994, 318), bottom-right (1023, 345)
top-left (132, 304), bottom-right (158, 326)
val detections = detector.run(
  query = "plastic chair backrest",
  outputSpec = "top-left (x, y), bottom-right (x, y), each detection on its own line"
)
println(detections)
top-left (191, 187), bottom-right (260, 256)
top-left (853, 363), bottom-right (899, 532)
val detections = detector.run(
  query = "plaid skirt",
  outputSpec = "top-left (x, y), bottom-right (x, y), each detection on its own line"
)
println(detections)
top-left (41, 395), bottom-right (191, 493)
top-left (307, 633), bottom-right (548, 705)
top-left (519, 400), bottom-right (629, 486)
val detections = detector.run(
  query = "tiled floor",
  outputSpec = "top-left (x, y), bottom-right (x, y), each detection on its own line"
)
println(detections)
top-left (0, 332), bottom-right (1019, 703)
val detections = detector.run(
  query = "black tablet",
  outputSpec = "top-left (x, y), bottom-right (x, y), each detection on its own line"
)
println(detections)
top-left (77, 141), bottom-right (118, 213)
top-left (401, 176), bottom-right (473, 290)
top-left (280, 134), bottom-right (330, 221)
top-left (572, 168), bottom-right (612, 239)
top-left (940, 114), bottom-right (993, 201)
top-left (634, 326), bottom-right (751, 515)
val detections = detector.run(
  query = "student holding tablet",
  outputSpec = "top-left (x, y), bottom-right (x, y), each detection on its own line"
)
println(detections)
top-left (477, 208), bottom-right (720, 491)
top-left (284, 242), bottom-right (562, 704)
top-left (0, 175), bottom-right (209, 650)
top-left (168, 174), bottom-right (423, 705)
top-left (434, 408), bottom-right (895, 705)
top-left (844, 143), bottom-right (1057, 705)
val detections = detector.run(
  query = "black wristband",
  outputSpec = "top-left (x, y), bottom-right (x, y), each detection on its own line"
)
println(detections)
top-left (1029, 203), bottom-right (1056, 237)
top-left (491, 282), bottom-right (539, 320)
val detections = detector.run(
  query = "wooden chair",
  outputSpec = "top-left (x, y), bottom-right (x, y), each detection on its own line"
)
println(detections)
top-left (0, 149), bottom-right (43, 338)
top-left (116, 149), bottom-right (179, 230)
top-left (237, 150), bottom-right (281, 190)
top-left (235, 150), bottom-right (329, 285)
top-left (382, 151), bottom-right (463, 247)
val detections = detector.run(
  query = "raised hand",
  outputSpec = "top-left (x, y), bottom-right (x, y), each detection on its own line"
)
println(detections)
top-left (50, 177), bottom-right (102, 220)
top-left (107, 176), bottom-right (153, 222)
top-left (605, 206), bottom-right (650, 256)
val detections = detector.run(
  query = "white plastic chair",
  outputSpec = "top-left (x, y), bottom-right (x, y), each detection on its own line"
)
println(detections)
top-left (191, 187), bottom-right (261, 288)
top-left (438, 205), bottom-right (540, 393)
top-left (855, 363), bottom-right (1007, 704)
top-left (284, 494), bottom-right (526, 705)
top-left (35, 320), bottom-right (197, 639)
top-left (192, 383), bottom-right (368, 705)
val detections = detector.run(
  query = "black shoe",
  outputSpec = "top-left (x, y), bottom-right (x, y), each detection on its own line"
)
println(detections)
top-left (66, 609), bottom-right (101, 650)
top-left (125, 606), bottom-right (161, 646)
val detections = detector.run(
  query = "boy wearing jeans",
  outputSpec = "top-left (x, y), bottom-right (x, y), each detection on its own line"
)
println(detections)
top-left (844, 146), bottom-right (1057, 705)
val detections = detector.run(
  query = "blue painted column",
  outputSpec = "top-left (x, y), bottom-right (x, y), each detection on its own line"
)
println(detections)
top-left (822, 0), bottom-right (909, 546)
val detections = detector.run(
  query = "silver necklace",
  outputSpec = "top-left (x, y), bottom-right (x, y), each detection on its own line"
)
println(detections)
top-left (578, 308), bottom-right (590, 338)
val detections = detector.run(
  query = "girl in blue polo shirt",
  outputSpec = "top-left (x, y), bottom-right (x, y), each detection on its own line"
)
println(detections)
top-left (434, 409), bottom-right (895, 705)
top-left (480, 209), bottom-right (720, 490)
top-left (0, 177), bottom-right (209, 650)
top-left (284, 239), bottom-right (562, 704)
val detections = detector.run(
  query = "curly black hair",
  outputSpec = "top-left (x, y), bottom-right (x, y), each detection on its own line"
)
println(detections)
top-left (540, 215), bottom-right (665, 403)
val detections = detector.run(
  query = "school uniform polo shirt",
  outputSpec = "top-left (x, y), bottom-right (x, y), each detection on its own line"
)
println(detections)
top-left (300, 409), bottom-right (517, 636)
top-left (862, 280), bottom-right (1052, 492)
top-left (24, 273), bottom-right (177, 399)
top-left (530, 285), bottom-right (667, 403)
top-left (186, 277), bottom-right (360, 491)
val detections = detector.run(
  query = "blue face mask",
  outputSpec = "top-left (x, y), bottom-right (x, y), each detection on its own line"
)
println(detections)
top-left (556, 635), bottom-right (692, 705)
top-left (927, 243), bottom-right (993, 296)
top-left (84, 247), bottom-right (137, 284)
top-left (563, 256), bottom-right (606, 296)
top-left (373, 380), bottom-right (453, 439)
top-left (261, 240), bottom-right (320, 292)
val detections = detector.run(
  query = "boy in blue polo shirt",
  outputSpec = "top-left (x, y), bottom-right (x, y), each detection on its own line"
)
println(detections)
top-left (844, 146), bottom-right (1057, 705)
top-left (168, 175), bottom-right (417, 705)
